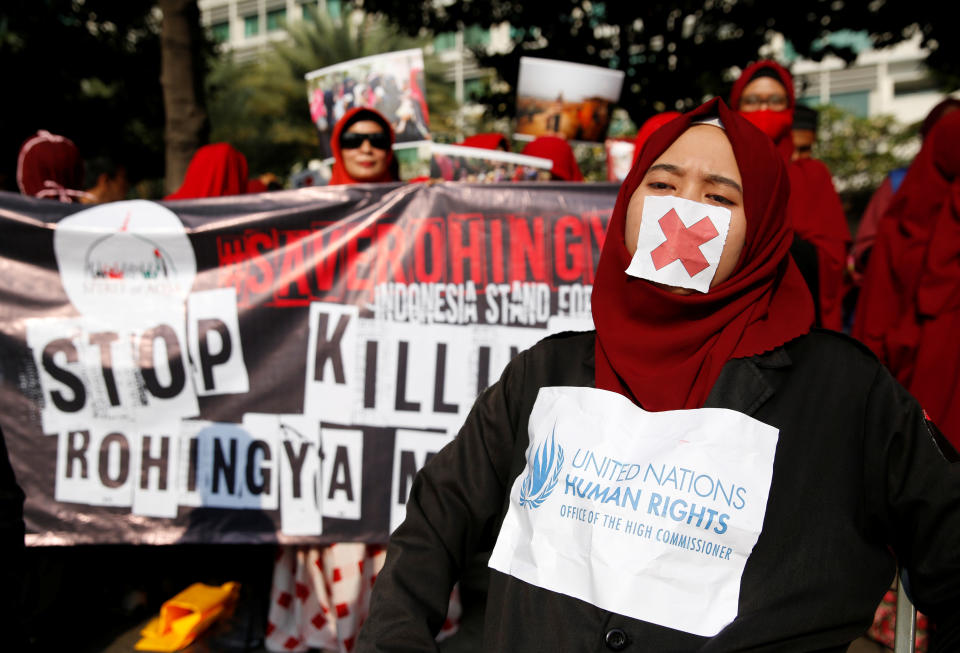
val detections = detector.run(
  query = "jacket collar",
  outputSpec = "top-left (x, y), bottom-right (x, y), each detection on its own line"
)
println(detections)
top-left (703, 346), bottom-right (792, 416)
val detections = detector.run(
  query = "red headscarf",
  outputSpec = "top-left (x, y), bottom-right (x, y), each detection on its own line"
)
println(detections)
top-left (733, 60), bottom-right (850, 330)
top-left (632, 112), bottom-right (682, 166)
top-left (458, 133), bottom-right (509, 151)
top-left (920, 97), bottom-right (960, 139)
top-left (16, 130), bottom-right (87, 202)
top-left (165, 143), bottom-right (249, 200)
top-left (521, 136), bottom-right (583, 181)
top-left (854, 112), bottom-right (960, 384)
top-left (592, 98), bottom-right (814, 411)
top-left (730, 60), bottom-right (796, 162)
top-left (328, 107), bottom-right (398, 186)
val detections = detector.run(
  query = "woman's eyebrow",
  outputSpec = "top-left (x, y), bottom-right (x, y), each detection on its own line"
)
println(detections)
top-left (705, 174), bottom-right (743, 195)
top-left (648, 163), bottom-right (683, 175)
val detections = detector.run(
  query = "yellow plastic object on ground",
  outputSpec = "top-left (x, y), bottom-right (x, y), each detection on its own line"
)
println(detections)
top-left (135, 581), bottom-right (240, 652)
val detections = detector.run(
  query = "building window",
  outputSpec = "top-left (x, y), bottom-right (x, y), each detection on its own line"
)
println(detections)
top-left (464, 25), bottom-right (490, 48)
top-left (244, 14), bottom-right (259, 37)
top-left (434, 32), bottom-right (456, 52)
top-left (301, 3), bottom-right (315, 21)
top-left (327, 0), bottom-right (342, 21)
top-left (829, 90), bottom-right (870, 118)
top-left (211, 21), bottom-right (230, 43)
top-left (266, 8), bottom-right (286, 31)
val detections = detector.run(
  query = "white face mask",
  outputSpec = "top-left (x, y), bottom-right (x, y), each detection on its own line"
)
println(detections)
top-left (625, 195), bottom-right (732, 293)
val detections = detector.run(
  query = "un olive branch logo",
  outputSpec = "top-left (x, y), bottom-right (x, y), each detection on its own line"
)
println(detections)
top-left (519, 423), bottom-right (564, 509)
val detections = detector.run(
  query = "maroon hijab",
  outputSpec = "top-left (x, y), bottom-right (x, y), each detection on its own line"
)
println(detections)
top-left (16, 130), bottom-right (86, 202)
top-left (592, 98), bottom-right (814, 411)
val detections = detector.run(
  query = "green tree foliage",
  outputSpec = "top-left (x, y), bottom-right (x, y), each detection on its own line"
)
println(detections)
top-left (357, 0), bottom-right (955, 125)
top-left (815, 104), bottom-right (916, 193)
top-left (814, 103), bottom-right (918, 228)
top-left (0, 0), bottom-right (174, 190)
top-left (207, 8), bottom-right (457, 177)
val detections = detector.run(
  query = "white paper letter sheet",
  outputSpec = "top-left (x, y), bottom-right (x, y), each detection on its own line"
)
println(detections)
top-left (488, 386), bottom-right (779, 637)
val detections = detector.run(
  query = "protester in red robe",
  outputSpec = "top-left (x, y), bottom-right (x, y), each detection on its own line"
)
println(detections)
top-left (852, 97), bottom-right (960, 275)
top-left (16, 130), bottom-right (87, 203)
top-left (908, 111), bottom-right (960, 448)
top-left (165, 143), bottom-right (249, 200)
top-left (731, 60), bottom-right (851, 330)
top-left (328, 107), bottom-right (398, 186)
top-left (854, 112), bottom-right (960, 444)
top-left (521, 135), bottom-right (583, 181)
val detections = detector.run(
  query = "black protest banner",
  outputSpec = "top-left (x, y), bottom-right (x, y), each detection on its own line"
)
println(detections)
top-left (0, 182), bottom-right (615, 544)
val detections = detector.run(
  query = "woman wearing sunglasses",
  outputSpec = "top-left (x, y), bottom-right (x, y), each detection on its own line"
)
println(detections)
top-left (329, 107), bottom-right (398, 185)
top-left (266, 105), bottom-right (405, 653)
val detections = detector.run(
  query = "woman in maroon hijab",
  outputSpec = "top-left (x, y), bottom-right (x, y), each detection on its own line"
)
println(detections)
top-left (731, 60), bottom-right (852, 331)
top-left (357, 99), bottom-right (960, 652)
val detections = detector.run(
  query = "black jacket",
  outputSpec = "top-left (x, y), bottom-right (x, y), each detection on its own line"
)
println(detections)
top-left (358, 330), bottom-right (960, 652)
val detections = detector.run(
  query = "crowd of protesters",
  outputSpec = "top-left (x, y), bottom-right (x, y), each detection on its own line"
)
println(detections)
top-left (4, 55), bottom-right (960, 653)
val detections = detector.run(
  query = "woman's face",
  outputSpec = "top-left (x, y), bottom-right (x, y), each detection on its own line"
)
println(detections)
top-left (625, 124), bottom-right (747, 293)
top-left (340, 120), bottom-right (390, 181)
top-left (738, 77), bottom-right (789, 113)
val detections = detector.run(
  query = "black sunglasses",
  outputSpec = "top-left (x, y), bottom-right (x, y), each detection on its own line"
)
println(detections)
top-left (340, 131), bottom-right (391, 150)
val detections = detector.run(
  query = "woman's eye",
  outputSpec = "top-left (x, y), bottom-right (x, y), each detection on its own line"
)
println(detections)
top-left (708, 194), bottom-right (734, 206)
top-left (648, 181), bottom-right (672, 190)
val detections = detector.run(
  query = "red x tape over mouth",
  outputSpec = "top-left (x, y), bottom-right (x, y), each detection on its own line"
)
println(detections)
top-left (650, 209), bottom-right (720, 277)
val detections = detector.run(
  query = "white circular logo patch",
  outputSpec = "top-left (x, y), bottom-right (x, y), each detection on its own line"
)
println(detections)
top-left (53, 200), bottom-right (197, 325)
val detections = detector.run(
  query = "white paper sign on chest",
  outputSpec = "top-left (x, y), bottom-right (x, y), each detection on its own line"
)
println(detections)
top-left (625, 195), bottom-right (731, 293)
top-left (489, 386), bottom-right (780, 637)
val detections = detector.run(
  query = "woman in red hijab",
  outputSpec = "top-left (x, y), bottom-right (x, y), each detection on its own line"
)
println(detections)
top-left (521, 135), bottom-right (583, 181)
top-left (358, 98), bottom-right (960, 651)
top-left (266, 105), bottom-right (408, 653)
top-left (328, 107), bottom-right (398, 185)
top-left (731, 60), bottom-right (851, 331)
top-left (16, 130), bottom-right (86, 202)
top-left (165, 143), bottom-right (249, 200)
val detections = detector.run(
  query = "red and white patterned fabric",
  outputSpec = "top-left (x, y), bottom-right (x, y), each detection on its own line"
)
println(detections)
top-left (266, 543), bottom-right (460, 652)
top-left (867, 588), bottom-right (929, 653)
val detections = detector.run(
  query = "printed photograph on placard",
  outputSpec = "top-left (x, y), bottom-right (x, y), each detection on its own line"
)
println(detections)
top-left (514, 57), bottom-right (625, 143)
top-left (396, 143), bottom-right (555, 182)
top-left (305, 49), bottom-right (430, 157)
